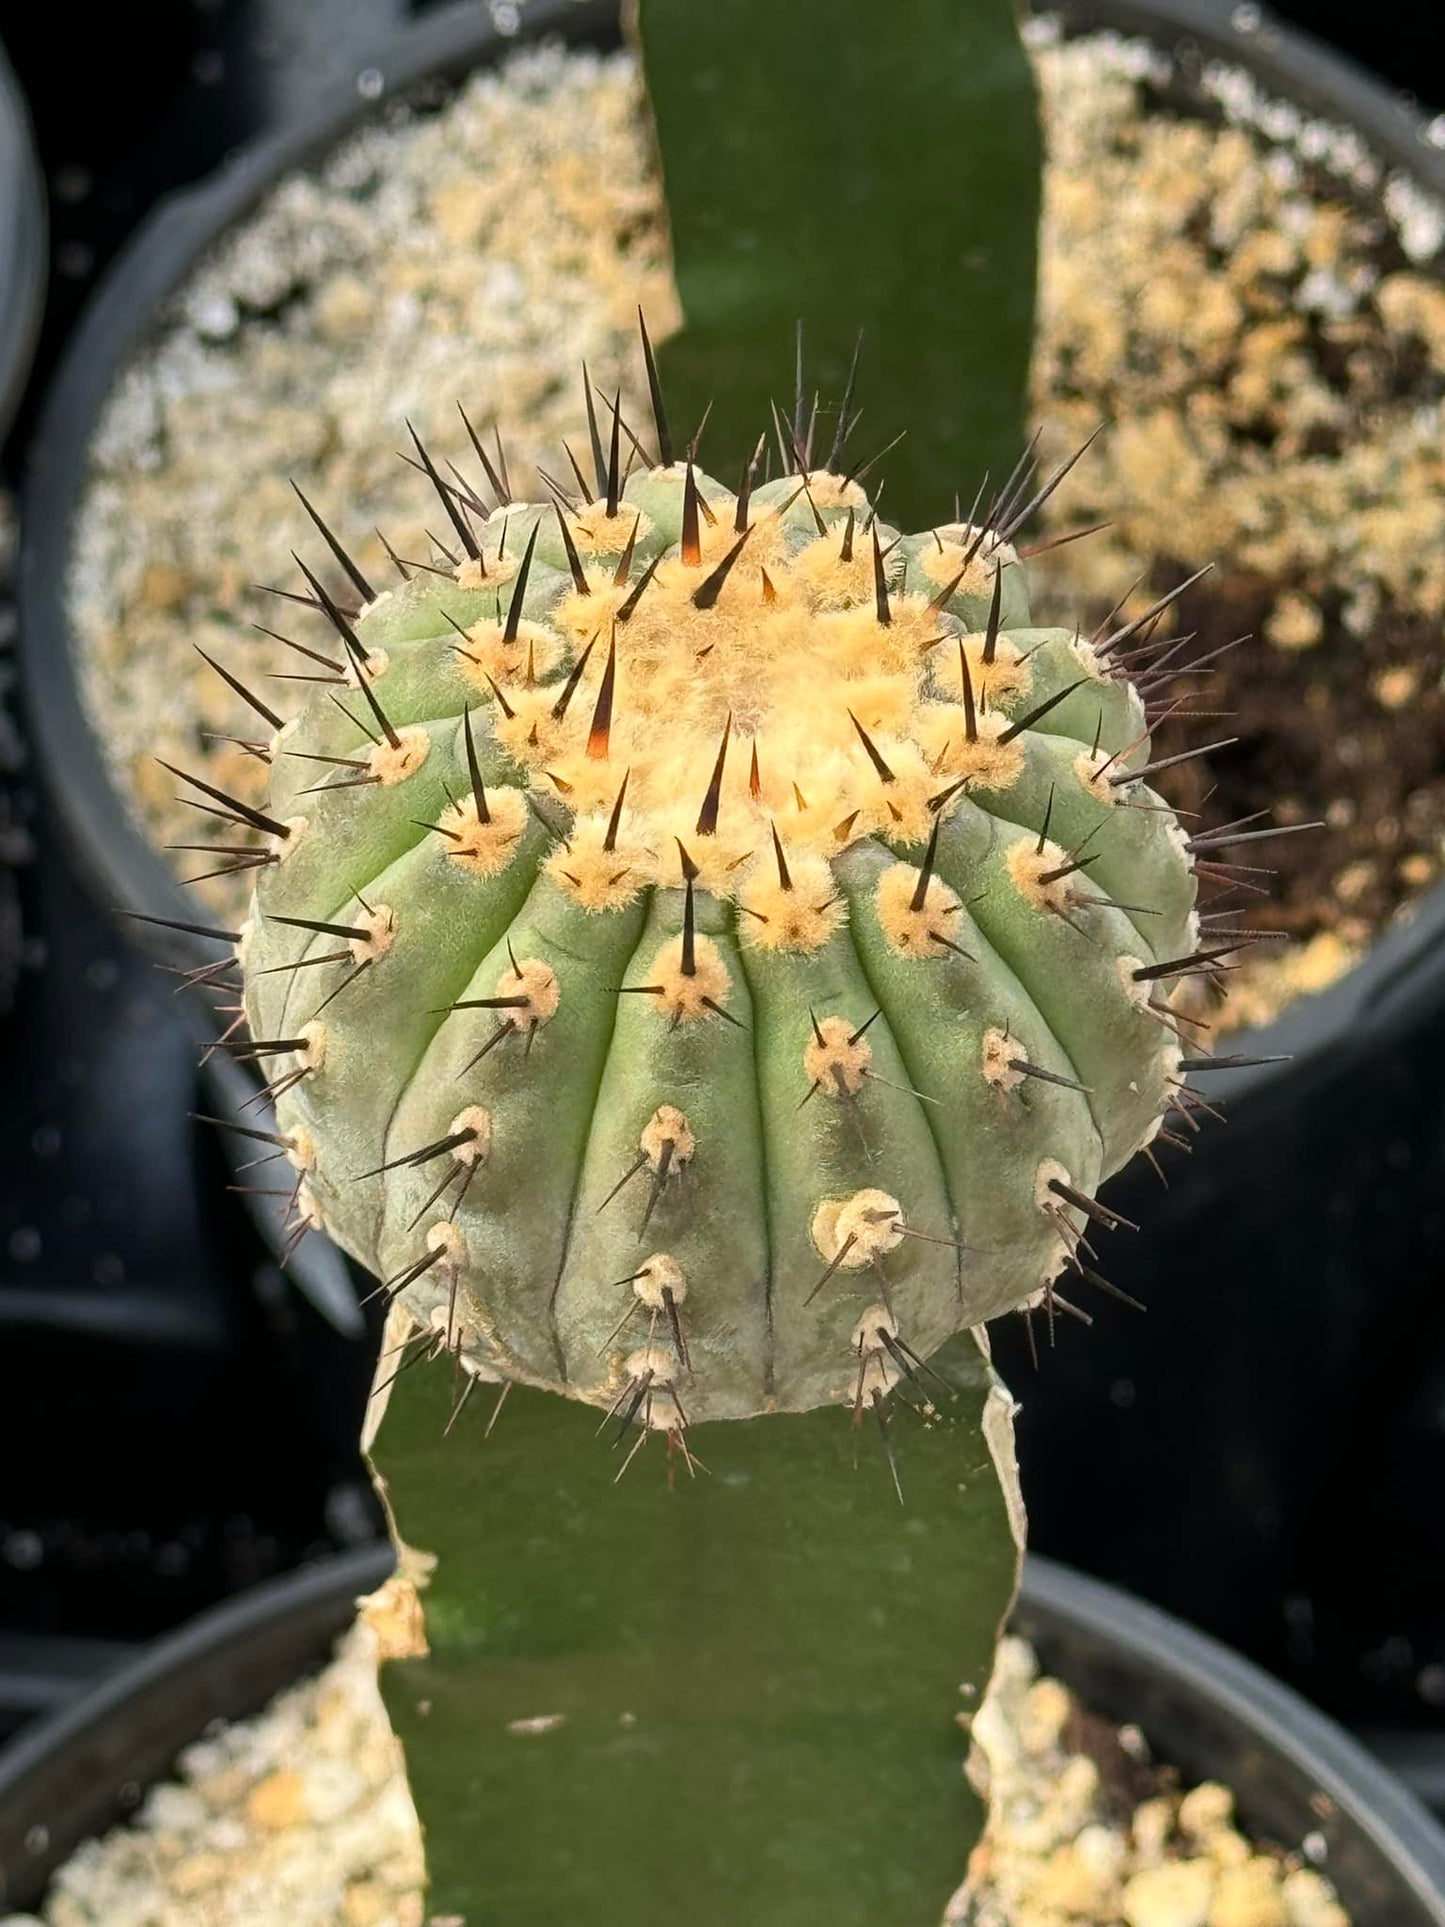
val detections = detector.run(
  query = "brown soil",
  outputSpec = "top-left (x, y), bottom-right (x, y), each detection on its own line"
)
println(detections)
top-left (1116, 570), bottom-right (1443, 946)
top-left (1028, 28), bottom-right (1445, 1025)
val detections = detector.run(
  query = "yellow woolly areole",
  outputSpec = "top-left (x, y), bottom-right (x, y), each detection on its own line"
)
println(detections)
top-left (448, 1106), bottom-right (492, 1168)
top-left (366, 725), bottom-right (430, 788)
top-left (641, 1105), bottom-right (694, 1169)
top-left (456, 615), bottom-right (564, 688)
top-left (1007, 837), bottom-right (1077, 916)
top-left (874, 857), bottom-right (964, 959)
top-left (466, 473), bottom-right (1041, 908)
top-left (1068, 631), bottom-right (1114, 685)
top-left (811, 1188), bottom-right (905, 1267)
top-left (295, 1180), bottom-right (327, 1233)
top-left (546, 807), bottom-right (652, 910)
top-left (1073, 744), bottom-right (1117, 803)
top-left (980, 1026), bottom-right (1026, 1092)
top-left (553, 579), bottom-right (634, 645)
top-left (797, 471), bottom-right (870, 512)
top-left (934, 630), bottom-right (1032, 712)
top-left (439, 785), bottom-right (528, 878)
top-left (646, 933), bottom-right (732, 1024)
top-left (919, 526), bottom-right (1019, 599)
top-left (803, 1014), bottom-right (873, 1097)
top-left (425, 1220), bottom-right (466, 1270)
top-left (620, 1345), bottom-right (687, 1428)
top-left (296, 1020), bottom-right (327, 1075)
top-left (912, 705), bottom-right (1024, 794)
top-left (348, 904), bottom-right (396, 965)
top-left (497, 957), bottom-right (559, 1030)
top-left (787, 526), bottom-right (895, 609)
top-left (569, 502), bottom-right (654, 556)
top-left (492, 689), bottom-right (571, 769)
top-left (737, 847), bottom-right (844, 954)
top-left (344, 648), bottom-right (388, 691)
top-left (456, 550), bottom-right (519, 594)
top-left (633, 1253), bottom-right (685, 1309)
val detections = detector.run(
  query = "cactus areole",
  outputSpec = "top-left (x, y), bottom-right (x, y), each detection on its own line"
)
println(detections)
top-left (227, 338), bottom-right (1209, 1444)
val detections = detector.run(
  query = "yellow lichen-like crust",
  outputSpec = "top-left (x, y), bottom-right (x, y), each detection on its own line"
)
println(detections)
top-left (802, 1014), bottom-right (873, 1097)
top-left (811, 1188), bottom-right (906, 1267)
top-left (366, 725), bottom-right (430, 788)
top-left (737, 848), bottom-right (845, 954)
top-left (641, 1105), bottom-right (694, 1169)
top-left (874, 858), bottom-right (964, 959)
top-left (438, 786), bottom-right (528, 878)
top-left (646, 933), bottom-right (731, 1023)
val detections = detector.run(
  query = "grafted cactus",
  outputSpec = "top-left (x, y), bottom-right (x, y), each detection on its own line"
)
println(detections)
top-left (152, 333), bottom-right (1282, 1925)
top-left (224, 343), bottom-right (1207, 1446)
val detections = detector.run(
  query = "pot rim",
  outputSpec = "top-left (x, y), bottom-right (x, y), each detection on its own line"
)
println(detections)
top-left (15, 0), bottom-right (1445, 1091)
top-left (0, 1547), bottom-right (1441, 1916)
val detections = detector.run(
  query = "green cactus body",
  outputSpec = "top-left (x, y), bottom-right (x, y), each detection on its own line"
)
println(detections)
top-left (241, 427), bottom-right (1196, 1429)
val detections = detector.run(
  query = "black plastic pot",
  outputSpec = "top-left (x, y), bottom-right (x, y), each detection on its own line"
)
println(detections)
top-left (0, 1548), bottom-right (1440, 1919)
top-left (988, 0), bottom-right (1445, 1754)
top-left (0, 33), bottom-right (46, 452)
top-left (12, 0), bottom-right (1445, 1738)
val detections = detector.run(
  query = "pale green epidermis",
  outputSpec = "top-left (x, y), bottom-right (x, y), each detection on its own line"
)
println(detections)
top-left (245, 465), bottom-right (1193, 1421)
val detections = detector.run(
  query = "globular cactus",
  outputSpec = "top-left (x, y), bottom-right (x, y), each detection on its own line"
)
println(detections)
top-left (205, 331), bottom-right (1217, 1452)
